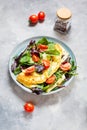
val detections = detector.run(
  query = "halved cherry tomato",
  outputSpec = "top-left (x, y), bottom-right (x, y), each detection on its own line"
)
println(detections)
top-left (60, 62), bottom-right (71, 71)
top-left (25, 66), bottom-right (35, 75)
top-left (38, 44), bottom-right (48, 49)
top-left (42, 59), bottom-right (50, 69)
top-left (32, 54), bottom-right (40, 62)
top-left (24, 102), bottom-right (34, 112)
top-left (38, 11), bottom-right (45, 21)
top-left (46, 75), bottom-right (56, 84)
top-left (38, 44), bottom-right (48, 52)
top-left (29, 14), bottom-right (38, 24)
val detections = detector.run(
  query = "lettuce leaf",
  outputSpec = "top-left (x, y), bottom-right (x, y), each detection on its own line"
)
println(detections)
top-left (45, 44), bottom-right (60, 55)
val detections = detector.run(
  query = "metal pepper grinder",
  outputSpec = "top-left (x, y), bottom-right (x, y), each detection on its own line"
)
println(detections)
top-left (54, 7), bottom-right (72, 34)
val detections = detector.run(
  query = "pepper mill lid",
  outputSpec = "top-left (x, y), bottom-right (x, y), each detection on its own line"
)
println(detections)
top-left (57, 7), bottom-right (72, 20)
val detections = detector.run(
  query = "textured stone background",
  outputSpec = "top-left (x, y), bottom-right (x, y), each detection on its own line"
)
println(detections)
top-left (0, 0), bottom-right (87, 130)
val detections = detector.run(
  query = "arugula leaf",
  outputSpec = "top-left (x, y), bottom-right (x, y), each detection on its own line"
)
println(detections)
top-left (68, 60), bottom-right (77, 76)
top-left (55, 69), bottom-right (64, 80)
top-left (70, 60), bottom-right (77, 71)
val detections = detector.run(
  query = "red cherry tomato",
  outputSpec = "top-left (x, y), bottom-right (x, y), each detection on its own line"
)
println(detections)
top-left (32, 54), bottom-right (40, 62)
top-left (42, 59), bottom-right (50, 69)
top-left (60, 62), bottom-right (71, 71)
top-left (25, 66), bottom-right (35, 75)
top-left (29, 15), bottom-right (38, 24)
top-left (46, 75), bottom-right (56, 84)
top-left (38, 44), bottom-right (48, 52)
top-left (24, 102), bottom-right (34, 112)
top-left (38, 11), bottom-right (45, 21)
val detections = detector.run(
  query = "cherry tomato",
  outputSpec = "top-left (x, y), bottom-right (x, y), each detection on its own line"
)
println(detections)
top-left (25, 66), bottom-right (35, 75)
top-left (46, 75), bottom-right (56, 84)
top-left (38, 11), bottom-right (45, 21)
top-left (42, 59), bottom-right (50, 69)
top-left (24, 102), bottom-right (34, 112)
top-left (29, 15), bottom-right (38, 24)
top-left (32, 54), bottom-right (40, 62)
top-left (60, 62), bottom-right (71, 71)
top-left (38, 44), bottom-right (48, 52)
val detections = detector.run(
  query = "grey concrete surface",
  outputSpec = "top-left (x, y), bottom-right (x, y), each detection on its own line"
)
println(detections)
top-left (0, 0), bottom-right (87, 130)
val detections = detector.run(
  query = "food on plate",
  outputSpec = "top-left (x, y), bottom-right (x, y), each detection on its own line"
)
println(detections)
top-left (11, 37), bottom-right (77, 94)
top-left (24, 102), bottom-right (34, 112)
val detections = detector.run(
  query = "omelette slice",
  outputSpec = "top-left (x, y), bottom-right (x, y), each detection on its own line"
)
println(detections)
top-left (16, 43), bottom-right (64, 88)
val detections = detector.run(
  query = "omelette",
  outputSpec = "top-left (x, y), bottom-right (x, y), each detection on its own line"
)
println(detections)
top-left (16, 43), bottom-right (68, 87)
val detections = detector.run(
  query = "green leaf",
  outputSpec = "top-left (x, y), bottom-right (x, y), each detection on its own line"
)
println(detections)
top-left (65, 60), bottom-right (77, 77)
top-left (37, 37), bottom-right (49, 45)
top-left (52, 87), bottom-right (58, 91)
top-left (19, 51), bottom-right (30, 63)
top-left (45, 49), bottom-right (60, 55)
top-left (55, 69), bottom-right (64, 80)
top-left (36, 84), bottom-right (44, 89)
top-left (48, 44), bottom-right (55, 50)
top-left (42, 85), bottom-right (51, 91)
top-left (20, 55), bottom-right (30, 64)
top-left (40, 53), bottom-right (43, 59)
top-left (13, 66), bottom-right (21, 75)
top-left (19, 50), bottom-right (34, 65)
top-left (45, 44), bottom-right (60, 55)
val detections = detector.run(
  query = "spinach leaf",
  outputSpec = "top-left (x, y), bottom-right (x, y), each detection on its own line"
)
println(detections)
top-left (37, 37), bottom-right (54, 45)
top-left (19, 50), bottom-right (34, 65)
top-left (37, 37), bottom-right (49, 45)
